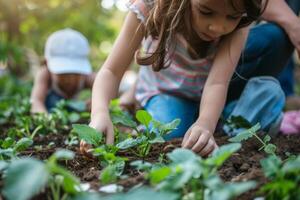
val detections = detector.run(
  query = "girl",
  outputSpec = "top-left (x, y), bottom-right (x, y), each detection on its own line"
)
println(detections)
top-left (83, 0), bottom-right (269, 156)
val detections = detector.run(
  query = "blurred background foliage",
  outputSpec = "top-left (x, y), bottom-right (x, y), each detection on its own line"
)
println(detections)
top-left (0, 0), bottom-right (126, 77)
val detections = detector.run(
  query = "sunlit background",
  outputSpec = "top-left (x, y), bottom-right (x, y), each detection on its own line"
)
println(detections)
top-left (0, 0), bottom-right (128, 77)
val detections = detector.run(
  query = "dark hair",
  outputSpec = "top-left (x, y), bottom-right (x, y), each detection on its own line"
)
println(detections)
top-left (136, 0), bottom-right (268, 71)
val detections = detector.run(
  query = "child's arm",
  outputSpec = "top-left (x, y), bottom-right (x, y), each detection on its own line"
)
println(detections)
top-left (182, 27), bottom-right (249, 156)
top-left (90, 12), bottom-right (144, 144)
top-left (30, 67), bottom-right (50, 113)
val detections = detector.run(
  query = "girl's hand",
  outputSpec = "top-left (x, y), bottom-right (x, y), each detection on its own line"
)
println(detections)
top-left (79, 113), bottom-right (114, 154)
top-left (182, 124), bottom-right (218, 157)
top-left (30, 103), bottom-right (47, 114)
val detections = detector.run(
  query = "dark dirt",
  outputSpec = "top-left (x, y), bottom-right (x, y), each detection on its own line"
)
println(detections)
top-left (4, 131), bottom-right (300, 200)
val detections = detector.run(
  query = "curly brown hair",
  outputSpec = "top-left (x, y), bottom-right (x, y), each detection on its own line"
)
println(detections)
top-left (136, 0), bottom-right (268, 71)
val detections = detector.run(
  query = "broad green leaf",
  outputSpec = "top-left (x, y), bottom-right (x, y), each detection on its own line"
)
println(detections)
top-left (52, 149), bottom-right (75, 161)
top-left (149, 136), bottom-right (165, 144)
top-left (48, 164), bottom-right (80, 194)
top-left (102, 187), bottom-right (179, 200)
top-left (72, 124), bottom-right (102, 146)
top-left (72, 193), bottom-right (102, 200)
top-left (264, 144), bottom-right (277, 155)
top-left (2, 137), bottom-right (14, 149)
top-left (206, 143), bottom-right (241, 167)
top-left (3, 158), bottom-right (49, 200)
top-left (100, 165), bottom-right (118, 185)
top-left (149, 167), bottom-right (172, 185)
top-left (116, 136), bottom-right (147, 149)
top-left (130, 160), bottom-right (152, 171)
top-left (14, 138), bottom-right (33, 152)
top-left (167, 148), bottom-right (198, 164)
top-left (260, 155), bottom-right (282, 178)
top-left (205, 176), bottom-right (256, 200)
top-left (136, 110), bottom-right (152, 127)
top-left (152, 119), bottom-right (181, 135)
top-left (111, 113), bottom-right (137, 128)
top-left (282, 156), bottom-right (300, 173)
top-left (228, 123), bottom-right (261, 142)
top-left (0, 160), bottom-right (8, 171)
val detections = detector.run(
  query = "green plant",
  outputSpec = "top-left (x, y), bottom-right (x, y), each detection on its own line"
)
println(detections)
top-left (145, 144), bottom-right (256, 200)
top-left (228, 123), bottom-right (277, 155)
top-left (259, 155), bottom-right (300, 200)
top-left (0, 137), bottom-right (33, 160)
top-left (116, 110), bottom-right (180, 160)
top-left (1, 149), bottom-right (81, 200)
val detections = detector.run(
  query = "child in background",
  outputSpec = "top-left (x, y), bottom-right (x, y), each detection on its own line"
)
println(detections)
top-left (82, 0), bottom-right (275, 157)
top-left (30, 28), bottom-right (96, 113)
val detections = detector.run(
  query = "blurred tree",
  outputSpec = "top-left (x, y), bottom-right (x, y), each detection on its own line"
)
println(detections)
top-left (0, 0), bottom-right (125, 76)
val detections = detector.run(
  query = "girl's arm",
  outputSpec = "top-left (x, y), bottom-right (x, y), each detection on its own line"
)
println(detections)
top-left (90, 12), bottom-right (144, 144)
top-left (182, 27), bottom-right (249, 156)
top-left (30, 67), bottom-right (50, 113)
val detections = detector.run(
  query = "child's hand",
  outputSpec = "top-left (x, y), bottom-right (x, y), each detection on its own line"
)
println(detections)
top-left (182, 124), bottom-right (218, 157)
top-left (89, 114), bottom-right (114, 144)
top-left (30, 103), bottom-right (47, 114)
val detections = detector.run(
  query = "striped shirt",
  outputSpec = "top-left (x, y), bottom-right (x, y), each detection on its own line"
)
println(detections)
top-left (127, 0), bottom-right (219, 106)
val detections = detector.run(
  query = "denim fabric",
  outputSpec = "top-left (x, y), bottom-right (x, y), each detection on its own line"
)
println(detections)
top-left (278, 58), bottom-right (295, 97)
top-left (277, 0), bottom-right (300, 96)
top-left (45, 89), bottom-right (64, 112)
top-left (144, 94), bottom-right (199, 140)
top-left (227, 23), bottom-right (294, 103)
top-left (223, 77), bottom-right (285, 136)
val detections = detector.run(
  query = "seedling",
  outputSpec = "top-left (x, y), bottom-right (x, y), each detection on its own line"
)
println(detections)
top-left (228, 123), bottom-right (277, 155)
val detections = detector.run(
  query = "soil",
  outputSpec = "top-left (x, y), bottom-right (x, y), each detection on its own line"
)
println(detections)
top-left (3, 130), bottom-right (300, 200)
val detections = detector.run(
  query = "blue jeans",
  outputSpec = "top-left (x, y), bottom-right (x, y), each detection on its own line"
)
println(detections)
top-left (277, 0), bottom-right (300, 96)
top-left (145, 77), bottom-right (285, 139)
top-left (144, 23), bottom-right (291, 140)
top-left (45, 90), bottom-right (64, 112)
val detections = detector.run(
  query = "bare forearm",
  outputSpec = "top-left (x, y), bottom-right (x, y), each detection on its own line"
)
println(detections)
top-left (262, 0), bottom-right (298, 30)
top-left (196, 84), bottom-right (228, 133)
top-left (91, 68), bottom-right (121, 118)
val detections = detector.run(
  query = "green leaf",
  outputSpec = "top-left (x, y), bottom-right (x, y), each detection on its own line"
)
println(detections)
top-left (149, 167), bottom-right (172, 185)
top-left (52, 149), bottom-right (75, 161)
top-left (263, 135), bottom-right (271, 143)
top-left (152, 119), bottom-right (181, 135)
top-left (149, 136), bottom-right (165, 144)
top-left (260, 155), bottom-right (282, 178)
top-left (2, 137), bottom-right (14, 149)
top-left (111, 113), bottom-right (137, 128)
top-left (264, 144), bottom-right (277, 155)
top-left (116, 136), bottom-right (147, 149)
top-left (228, 123), bottom-right (261, 143)
top-left (3, 158), bottom-right (49, 200)
top-left (130, 160), bottom-right (152, 171)
top-left (282, 156), bottom-right (300, 173)
top-left (14, 138), bottom-right (33, 152)
top-left (48, 164), bottom-right (80, 194)
top-left (167, 148), bottom-right (198, 164)
top-left (100, 165), bottom-right (118, 185)
top-left (103, 187), bottom-right (179, 200)
top-left (136, 110), bottom-right (152, 127)
top-left (72, 124), bottom-right (102, 146)
top-left (206, 143), bottom-right (241, 167)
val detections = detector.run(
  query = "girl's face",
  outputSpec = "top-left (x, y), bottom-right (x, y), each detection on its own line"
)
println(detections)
top-left (190, 0), bottom-right (245, 41)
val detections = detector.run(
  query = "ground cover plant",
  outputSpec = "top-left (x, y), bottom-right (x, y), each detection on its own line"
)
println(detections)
top-left (0, 75), bottom-right (300, 200)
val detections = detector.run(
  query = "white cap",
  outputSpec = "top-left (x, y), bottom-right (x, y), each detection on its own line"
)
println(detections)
top-left (44, 28), bottom-right (92, 75)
